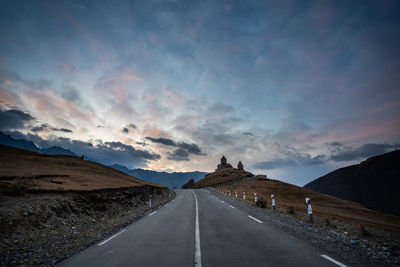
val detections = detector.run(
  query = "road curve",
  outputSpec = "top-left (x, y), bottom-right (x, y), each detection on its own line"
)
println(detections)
top-left (58, 189), bottom-right (341, 267)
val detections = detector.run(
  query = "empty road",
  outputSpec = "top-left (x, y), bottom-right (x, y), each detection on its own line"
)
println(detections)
top-left (58, 189), bottom-right (344, 267)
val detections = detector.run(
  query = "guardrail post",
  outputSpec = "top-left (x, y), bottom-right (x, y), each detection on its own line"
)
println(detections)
top-left (243, 192), bottom-right (245, 201)
top-left (254, 192), bottom-right (257, 203)
top-left (229, 191), bottom-right (231, 197)
top-left (271, 194), bottom-right (276, 211)
top-left (149, 195), bottom-right (152, 208)
top-left (235, 191), bottom-right (237, 198)
top-left (305, 197), bottom-right (313, 223)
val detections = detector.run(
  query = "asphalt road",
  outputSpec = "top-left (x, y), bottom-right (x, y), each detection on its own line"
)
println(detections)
top-left (58, 189), bottom-right (344, 267)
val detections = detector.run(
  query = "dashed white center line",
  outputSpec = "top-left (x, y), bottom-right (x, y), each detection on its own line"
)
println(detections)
top-left (321, 255), bottom-right (347, 267)
top-left (248, 215), bottom-right (263, 224)
top-left (229, 205), bottom-right (236, 209)
top-left (98, 230), bottom-right (126, 246)
top-left (149, 211), bottom-right (157, 216)
top-left (191, 191), bottom-right (202, 267)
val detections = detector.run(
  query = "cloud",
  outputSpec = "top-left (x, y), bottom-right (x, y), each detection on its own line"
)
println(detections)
top-left (31, 123), bottom-right (73, 133)
top-left (146, 136), bottom-right (177, 146)
top-left (253, 152), bottom-right (325, 170)
top-left (128, 124), bottom-right (137, 129)
top-left (146, 136), bottom-right (206, 161)
top-left (329, 143), bottom-right (398, 162)
top-left (0, 108), bottom-right (35, 131)
top-left (122, 127), bottom-right (129, 133)
top-left (167, 148), bottom-right (190, 161)
top-left (242, 132), bottom-right (253, 136)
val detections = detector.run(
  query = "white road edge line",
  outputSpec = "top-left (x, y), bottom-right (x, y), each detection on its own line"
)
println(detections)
top-left (149, 211), bottom-right (157, 216)
top-left (321, 255), bottom-right (347, 267)
top-left (229, 205), bottom-right (236, 209)
top-left (191, 191), bottom-right (202, 267)
top-left (164, 204), bottom-right (168, 207)
top-left (220, 200), bottom-right (225, 203)
top-left (248, 215), bottom-right (263, 224)
top-left (98, 229), bottom-right (126, 246)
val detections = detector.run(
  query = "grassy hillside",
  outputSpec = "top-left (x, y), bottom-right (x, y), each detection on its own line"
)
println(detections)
top-left (0, 144), bottom-right (163, 192)
top-left (193, 167), bottom-right (400, 233)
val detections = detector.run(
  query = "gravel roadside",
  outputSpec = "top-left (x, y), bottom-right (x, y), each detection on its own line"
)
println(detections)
top-left (209, 188), bottom-right (400, 267)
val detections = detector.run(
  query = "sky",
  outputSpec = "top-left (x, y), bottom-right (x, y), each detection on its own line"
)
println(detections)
top-left (0, 0), bottom-right (399, 186)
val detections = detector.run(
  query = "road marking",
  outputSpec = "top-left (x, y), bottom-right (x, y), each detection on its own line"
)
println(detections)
top-left (248, 215), bottom-right (263, 224)
top-left (220, 200), bottom-right (225, 203)
top-left (149, 211), bottom-right (157, 216)
top-left (229, 205), bottom-right (236, 209)
top-left (164, 204), bottom-right (168, 207)
top-left (191, 191), bottom-right (202, 267)
top-left (98, 230), bottom-right (126, 246)
top-left (321, 255), bottom-right (347, 267)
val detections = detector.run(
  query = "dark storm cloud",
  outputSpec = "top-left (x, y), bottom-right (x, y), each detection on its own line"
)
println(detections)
top-left (254, 142), bottom-right (399, 170)
top-left (31, 123), bottom-right (73, 133)
top-left (122, 127), bottom-right (129, 133)
top-left (146, 136), bottom-right (206, 161)
top-left (0, 108), bottom-right (35, 131)
top-left (253, 153), bottom-right (325, 170)
top-left (128, 124), bottom-right (137, 129)
top-left (330, 143), bottom-right (398, 162)
top-left (146, 137), bottom-right (176, 146)
top-left (167, 148), bottom-right (190, 161)
top-left (242, 132), bottom-right (253, 136)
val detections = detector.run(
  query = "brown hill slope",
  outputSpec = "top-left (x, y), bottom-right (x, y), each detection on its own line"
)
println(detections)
top-left (0, 144), bottom-right (162, 193)
top-left (304, 150), bottom-right (400, 216)
top-left (0, 144), bottom-right (171, 265)
top-left (193, 167), bottom-right (400, 233)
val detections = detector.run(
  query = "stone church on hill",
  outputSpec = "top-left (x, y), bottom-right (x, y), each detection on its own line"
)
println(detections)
top-left (215, 156), bottom-right (244, 171)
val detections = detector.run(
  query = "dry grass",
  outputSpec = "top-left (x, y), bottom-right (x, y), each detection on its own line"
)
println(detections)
top-left (195, 167), bottom-right (400, 233)
top-left (0, 145), bottom-right (163, 192)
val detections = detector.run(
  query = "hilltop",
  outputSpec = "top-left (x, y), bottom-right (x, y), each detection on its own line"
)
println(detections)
top-left (0, 144), bottom-right (161, 193)
top-left (304, 150), bottom-right (400, 216)
top-left (192, 156), bottom-right (400, 234)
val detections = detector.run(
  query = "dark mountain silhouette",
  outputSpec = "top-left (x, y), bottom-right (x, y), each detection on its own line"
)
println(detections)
top-left (0, 132), bottom-right (76, 156)
top-left (304, 150), bottom-right (400, 215)
top-left (0, 132), bottom-right (40, 152)
top-left (110, 164), bottom-right (208, 188)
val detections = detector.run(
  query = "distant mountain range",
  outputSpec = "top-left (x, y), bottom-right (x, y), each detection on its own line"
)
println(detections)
top-left (304, 150), bottom-right (400, 216)
top-left (110, 164), bottom-right (208, 188)
top-left (0, 132), bottom-right (76, 156)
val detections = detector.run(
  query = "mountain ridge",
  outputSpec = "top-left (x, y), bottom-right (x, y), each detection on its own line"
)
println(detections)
top-left (304, 150), bottom-right (400, 216)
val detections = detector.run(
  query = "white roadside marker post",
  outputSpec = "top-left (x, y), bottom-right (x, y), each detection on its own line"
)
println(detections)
top-left (243, 192), bottom-right (246, 201)
top-left (229, 191), bottom-right (231, 197)
top-left (149, 195), bottom-right (152, 208)
top-left (305, 197), bottom-right (313, 223)
top-left (235, 192), bottom-right (238, 199)
top-left (271, 194), bottom-right (276, 211)
top-left (254, 193), bottom-right (257, 204)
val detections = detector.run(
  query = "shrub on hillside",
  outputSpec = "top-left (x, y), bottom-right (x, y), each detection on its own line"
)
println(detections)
top-left (182, 178), bottom-right (195, 189)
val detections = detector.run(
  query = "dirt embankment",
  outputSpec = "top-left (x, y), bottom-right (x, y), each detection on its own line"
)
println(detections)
top-left (0, 145), bottom-right (174, 266)
top-left (0, 186), bottom-right (174, 266)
